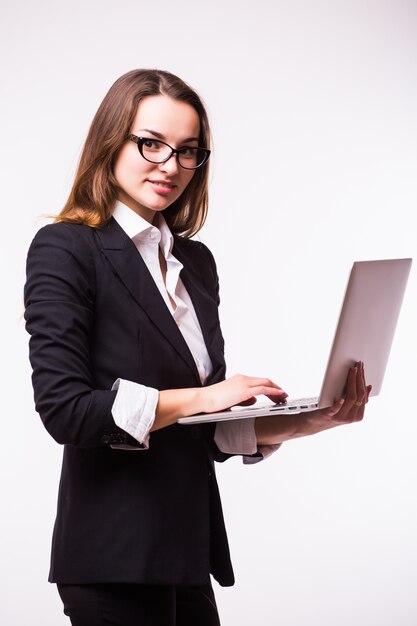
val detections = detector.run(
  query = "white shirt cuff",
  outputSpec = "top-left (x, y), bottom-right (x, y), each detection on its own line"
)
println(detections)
top-left (214, 418), bottom-right (281, 464)
top-left (111, 378), bottom-right (159, 449)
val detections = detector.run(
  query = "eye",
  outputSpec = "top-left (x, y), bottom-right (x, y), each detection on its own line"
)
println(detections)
top-left (142, 139), bottom-right (161, 151)
top-left (179, 146), bottom-right (197, 159)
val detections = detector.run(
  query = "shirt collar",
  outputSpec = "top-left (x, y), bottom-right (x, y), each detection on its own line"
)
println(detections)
top-left (112, 201), bottom-right (174, 256)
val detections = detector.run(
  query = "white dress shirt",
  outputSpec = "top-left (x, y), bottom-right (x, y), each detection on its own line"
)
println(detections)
top-left (110, 201), bottom-right (280, 462)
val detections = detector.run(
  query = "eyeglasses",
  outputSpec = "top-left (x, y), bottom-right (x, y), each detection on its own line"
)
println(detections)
top-left (127, 134), bottom-right (211, 170)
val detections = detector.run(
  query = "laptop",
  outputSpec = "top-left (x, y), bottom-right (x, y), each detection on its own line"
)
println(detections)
top-left (178, 258), bottom-right (412, 425)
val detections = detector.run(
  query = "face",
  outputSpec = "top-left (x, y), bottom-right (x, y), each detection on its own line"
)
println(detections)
top-left (114, 94), bottom-right (200, 223)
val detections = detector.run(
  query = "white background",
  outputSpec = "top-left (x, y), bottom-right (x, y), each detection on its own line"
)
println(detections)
top-left (1, 1), bottom-right (417, 624)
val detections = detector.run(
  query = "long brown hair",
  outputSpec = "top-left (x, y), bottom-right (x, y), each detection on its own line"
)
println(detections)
top-left (56, 69), bottom-right (211, 237)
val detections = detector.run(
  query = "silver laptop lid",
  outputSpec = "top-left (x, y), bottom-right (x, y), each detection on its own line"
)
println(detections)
top-left (318, 258), bottom-right (412, 408)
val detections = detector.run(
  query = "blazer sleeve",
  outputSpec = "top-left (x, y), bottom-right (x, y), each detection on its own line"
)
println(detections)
top-left (24, 222), bottom-right (141, 449)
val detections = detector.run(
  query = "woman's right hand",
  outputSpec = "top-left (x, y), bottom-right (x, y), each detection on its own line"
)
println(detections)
top-left (200, 374), bottom-right (288, 414)
top-left (154, 374), bottom-right (287, 431)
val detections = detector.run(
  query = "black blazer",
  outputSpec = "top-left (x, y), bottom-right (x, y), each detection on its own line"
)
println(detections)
top-left (24, 217), bottom-right (240, 587)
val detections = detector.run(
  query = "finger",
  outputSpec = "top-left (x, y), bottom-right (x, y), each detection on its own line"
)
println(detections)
top-left (356, 364), bottom-right (369, 415)
top-left (336, 366), bottom-right (362, 420)
top-left (266, 392), bottom-right (288, 405)
top-left (243, 376), bottom-right (286, 393)
top-left (344, 362), bottom-right (366, 420)
top-left (236, 397), bottom-right (257, 407)
top-left (356, 361), bottom-right (367, 401)
top-left (351, 362), bottom-right (363, 410)
top-left (325, 398), bottom-right (345, 417)
top-left (344, 366), bottom-right (358, 407)
top-left (355, 385), bottom-right (372, 420)
top-left (244, 385), bottom-right (288, 401)
top-left (352, 364), bottom-right (367, 420)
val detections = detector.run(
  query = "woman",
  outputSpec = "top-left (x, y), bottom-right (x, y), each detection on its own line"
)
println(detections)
top-left (24, 69), bottom-right (370, 626)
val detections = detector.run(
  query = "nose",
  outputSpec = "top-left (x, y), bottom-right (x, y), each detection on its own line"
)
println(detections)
top-left (159, 153), bottom-right (180, 175)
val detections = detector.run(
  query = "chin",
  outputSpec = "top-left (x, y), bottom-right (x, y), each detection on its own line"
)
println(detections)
top-left (151, 197), bottom-right (179, 212)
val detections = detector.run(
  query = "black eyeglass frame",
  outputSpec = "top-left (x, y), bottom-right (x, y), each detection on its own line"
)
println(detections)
top-left (127, 134), bottom-right (211, 170)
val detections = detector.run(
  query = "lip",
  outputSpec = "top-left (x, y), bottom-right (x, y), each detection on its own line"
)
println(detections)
top-left (147, 179), bottom-right (178, 196)
top-left (148, 179), bottom-right (177, 188)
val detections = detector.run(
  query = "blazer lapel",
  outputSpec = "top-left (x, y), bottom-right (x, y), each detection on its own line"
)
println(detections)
top-left (95, 218), bottom-right (201, 384)
top-left (173, 242), bottom-right (226, 384)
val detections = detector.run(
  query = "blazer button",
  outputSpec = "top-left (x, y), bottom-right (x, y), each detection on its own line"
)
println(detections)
top-left (190, 426), bottom-right (202, 440)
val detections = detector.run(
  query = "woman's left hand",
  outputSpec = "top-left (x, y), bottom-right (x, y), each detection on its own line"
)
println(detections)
top-left (256, 361), bottom-right (372, 445)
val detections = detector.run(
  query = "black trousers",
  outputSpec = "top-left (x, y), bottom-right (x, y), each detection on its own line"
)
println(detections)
top-left (57, 581), bottom-right (221, 626)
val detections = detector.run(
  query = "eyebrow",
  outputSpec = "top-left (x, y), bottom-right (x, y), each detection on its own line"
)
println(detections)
top-left (138, 128), bottom-right (200, 143)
